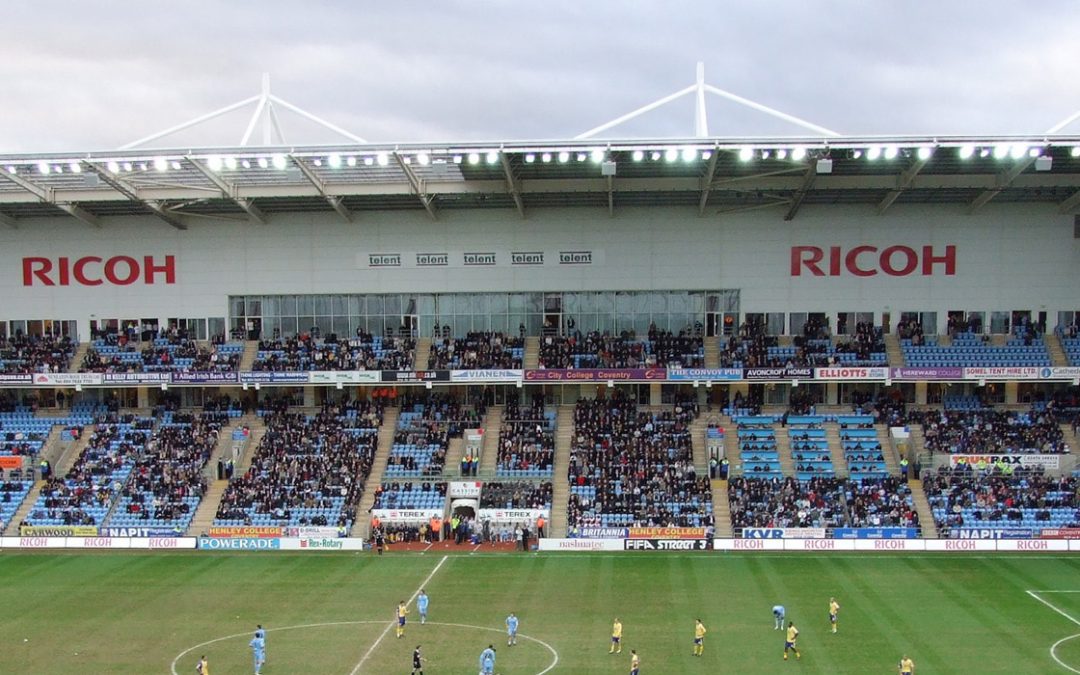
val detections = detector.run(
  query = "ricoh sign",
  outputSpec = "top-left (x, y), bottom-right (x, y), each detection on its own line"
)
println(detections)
top-left (791, 245), bottom-right (956, 277)
top-left (23, 255), bottom-right (176, 286)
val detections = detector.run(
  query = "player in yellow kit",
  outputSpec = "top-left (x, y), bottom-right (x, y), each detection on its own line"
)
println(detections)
top-left (899, 655), bottom-right (915, 674)
top-left (783, 622), bottom-right (801, 661)
top-left (396, 600), bottom-right (409, 639)
top-left (829, 597), bottom-right (840, 634)
top-left (630, 649), bottom-right (640, 675)
top-left (693, 619), bottom-right (707, 656)
top-left (610, 617), bottom-right (623, 654)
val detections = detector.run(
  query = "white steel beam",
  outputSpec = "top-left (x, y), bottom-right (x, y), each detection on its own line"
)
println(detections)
top-left (784, 164), bottom-right (817, 221)
top-left (0, 169), bottom-right (100, 227)
top-left (694, 62), bottom-right (708, 138)
top-left (270, 96), bottom-right (368, 144)
top-left (704, 85), bottom-right (841, 137)
top-left (499, 153), bottom-right (525, 219)
top-left (290, 155), bottom-right (352, 222)
top-left (185, 155), bottom-right (267, 223)
top-left (576, 85), bottom-right (697, 140)
top-left (1058, 189), bottom-right (1080, 214)
top-left (968, 156), bottom-right (1038, 213)
top-left (877, 156), bottom-right (930, 215)
top-left (607, 175), bottom-right (614, 217)
top-left (120, 95), bottom-right (261, 150)
top-left (240, 96), bottom-right (270, 147)
top-left (83, 162), bottom-right (187, 230)
top-left (393, 153), bottom-right (437, 220)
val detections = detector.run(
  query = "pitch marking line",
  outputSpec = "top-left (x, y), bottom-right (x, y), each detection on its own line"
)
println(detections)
top-left (168, 620), bottom-right (559, 675)
top-left (348, 554), bottom-right (449, 675)
top-left (1026, 590), bottom-right (1080, 674)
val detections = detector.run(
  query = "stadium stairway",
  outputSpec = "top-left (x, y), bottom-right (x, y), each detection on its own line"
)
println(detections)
top-left (524, 337), bottom-right (540, 370)
top-left (990, 333), bottom-right (1007, 347)
top-left (937, 333), bottom-right (953, 347)
top-left (351, 406), bottom-right (399, 539)
top-left (415, 337), bottom-right (432, 368)
top-left (3, 482), bottom-right (43, 535)
top-left (444, 437), bottom-right (466, 478)
top-left (712, 480), bottom-right (733, 538)
top-left (67, 342), bottom-right (90, 373)
top-left (690, 415), bottom-right (710, 476)
top-left (722, 417), bottom-right (740, 476)
top-left (239, 341), bottom-right (259, 371)
top-left (478, 405), bottom-right (503, 476)
top-left (1046, 333), bottom-right (1069, 367)
top-left (776, 428), bottom-right (796, 477)
top-left (703, 339), bottom-right (719, 369)
top-left (550, 406), bottom-right (574, 538)
top-left (184, 417), bottom-right (249, 537)
top-left (825, 425), bottom-right (849, 478)
top-left (234, 414), bottom-right (266, 475)
top-left (876, 423), bottom-right (901, 476)
top-left (909, 480), bottom-right (939, 538)
top-left (1060, 424), bottom-right (1079, 471)
top-left (53, 424), bottom-right (95, 477)
top-left (884, 334), bottom-right (904, 368)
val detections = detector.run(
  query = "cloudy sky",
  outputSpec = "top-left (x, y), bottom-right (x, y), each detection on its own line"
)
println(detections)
top-left (2, 1), bottom-right (1079, 152)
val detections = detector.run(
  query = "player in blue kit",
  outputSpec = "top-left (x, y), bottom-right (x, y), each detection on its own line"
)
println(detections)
top-left (248, 633), bottom-right (265, 674)
top-left (417, 590), bottom-right (429, 625)
top-left (254, 625), bottom-right (266, 663)
top-left (479, 644), bottom-right (497, 675)
top-left (772, 605), bottom-right (786, 630)
top-left (506, 612), bottom-right (519, 646)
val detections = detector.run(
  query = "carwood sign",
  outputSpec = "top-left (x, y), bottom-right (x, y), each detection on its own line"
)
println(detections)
top-left (791, 245), bottom-right (956, 277)
top-left (23, 255), bottom-right (176, 286)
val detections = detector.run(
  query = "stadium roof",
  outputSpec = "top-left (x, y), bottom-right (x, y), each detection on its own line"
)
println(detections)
top-left (1, 136), bottom-right (1080, 230)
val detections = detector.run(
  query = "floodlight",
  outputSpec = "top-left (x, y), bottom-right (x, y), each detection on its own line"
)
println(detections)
top-left (524, 153), bottom-right (535, 163)
top-left (154, 157), bottom-right (168, 172)
top-left (5, 166), bottom-right (15, 174)
top-left (791, 147), bottom-right (807, 161)
top-left (271, 154), bottom-right (287, 170)
top-left (650, 151), bottom-right (661, 161)
top-left (541, 153), bottom-right (552, 163)
top-left (883, 146), bottom-right (898, 160)
top-left (590, 149), bottom-right (605, 164)
top-left (107, 161), bottom-right (120, 173)
top-left (958, 145), bottom-right (975, 159)
top-left (761, 150), bottom-right (771, 159)
top-left (576, 153), bottom-right (587, 162)
top-left (346, 156), bottom-right (357, 167)
top-left (993, 144), bottom-right (1009, 159)
top-left (452, 155), bottom-right (462, 164)
top-left (558, 151), bottom-right (570, 163)
top-left (776, 149), bottom-right (788, 160)
top-left (376, 152), bottom-right (389, 166)
top-left (69, 162), bottom-right (82, 173)
top-left (632, 150), bottom-right (644, 162)
top-left (364, 157), bottom-right (374, 166)
top-left (241, 159), bottom-right (252, 169)
top-left (916, 146), bottom-right (933, 161)
top-left (224, 156), bottom-right (237, 170)
top-left (417, 153), bottom-right (430, 166)
top-left (468, 152), bottom-right (480, 165)
top-left (979, 148), bottom-right (990, 158)
top-left (486, 151), bottom-right (499, 164)
top-left (170, 161), bottom-right (182, 170)
top-left (37, 162), bottom-right (49, 175)
top-left (257, 157), bottom-right (269, 169)
top-left (208, 155), bottom-right (223, 171)
top-left (738, 147), bottom-right (753, 162)
top-left (681, 147), bottom-right (696, 162)
top-left (123, 162), bottom-right (133, 172)
top-left (701, 150), bottom-right (712, 160)
top-left (328, 153), bottom-right (342, 168)
top-left (1071, 146), bottom-right (1080, 158)
top-left (664, 148), bottom-right (679, 162)
top-left (1027, 147), bottom-right (1041, 158)
top-left (851, 149), bottom-right (863, 159)
top-left (1009, 144), bottom-right (1027, 160)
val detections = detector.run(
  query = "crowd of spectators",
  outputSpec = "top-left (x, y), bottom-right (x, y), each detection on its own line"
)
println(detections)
top-left (0, 332), bottom-right (75, 374)
top-left (497, 395), bottom-right (554, 475)
top-left (215, 401), bottom-right (383, 527)
top-left (851, 390), bottom-right (910, 426)
top-left (253, 331), bottom-right (415, 371)
top-left (844, 477), bottom-right (920, 529)
top-left (919, 407), bottom-right (1067, 455)
top-left (897, 318), bottom-right (926, 345)
top-left (386, 394), bottom-right (484, 477)
top-left (538, 325), bottom-right (702, 369)
top-left (566, 395), bottom-right (710, 529)
top-left (372, 481), bottom-right (446, 509)
top-left (923, 466), bottom-right (1080, 536)
top-left (728, 476), bottom-right (846, 530)
top-left (718, 320), bottom-right (777, 368)
top-left (428, 332), bottom-right (523, 370)
top-left (480, 481), bottom-right (553, 510)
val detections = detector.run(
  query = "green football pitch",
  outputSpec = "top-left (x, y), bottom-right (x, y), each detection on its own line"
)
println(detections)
top-left (0, 551), bottom-right (1078, 674)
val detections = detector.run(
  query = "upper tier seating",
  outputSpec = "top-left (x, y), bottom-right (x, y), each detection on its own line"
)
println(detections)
top-left (902, 331), bottom-right (1051, 368)
top-left (428, 332), bottom-right (523, 370)
top-left (253, 333), bottom-right (414, 371)
top-left (385, 395), bottom-right (483, 478)
top-left (497, 397), bottom-right (555, 478)
top-left (0, 334), bottom-right (75, 374)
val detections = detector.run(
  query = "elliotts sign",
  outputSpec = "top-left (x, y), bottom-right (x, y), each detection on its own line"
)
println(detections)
top-left (791, 245), bottom-right (956, 277)
top-left (23, 255), bottom-right (176, 286)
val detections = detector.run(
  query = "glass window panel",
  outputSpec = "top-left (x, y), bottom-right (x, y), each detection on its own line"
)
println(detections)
top-left (563, 293), bottom-right (580, 315)
top-left (526, 293), bottom-right (544, 314)
top-left (508, 293), bottom-right (527, 313)
top-left (230, 297), bottom-right (246, 318)
top-left (438, 295), bottom-right (455, 316)
top-left (297, 296), bottom-right (314, 315)
top-left (594, 292), bottom-right (614, 315)
top-left (578, 292), bottom-right (596, 314)
top-left (264, 296), bottom-right (280, 317)
top-left (416, 295), bottom-right (436, 316)
top-left (332, 317), bottom-right (349, 337)
top-left (332, 295), bottom-right (349, 316)
top-left (314, 296), bottom-right (331, 315)
top-left (246, 298), bottom-right (261, 316)
top-left (367, 296), bottom-right (383, 315)
top-left (349, 296), bottom-right (363, 318)
top-left (767, 313), bottom-right (785, 335)
top-left (615, 292), bottom-right (634, 317)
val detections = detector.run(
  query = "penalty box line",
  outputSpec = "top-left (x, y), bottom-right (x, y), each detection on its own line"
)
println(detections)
top-left (348, 554), bottom-right (449, 675)
top-left (1025, 590), bottom-right (1080, 675)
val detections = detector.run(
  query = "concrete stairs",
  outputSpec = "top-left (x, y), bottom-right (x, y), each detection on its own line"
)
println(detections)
top-left (550, 406), bottom-right (574, 538)
top-left (3, 482), bottom-right (45, 535)
top-left (876, 423), bottom-right (901, 476)
top-left (909, 480), bottom-right (939, 538)
top-left (824, 425), bottom-right (849, 478)
top-left (937, 333), bottom-right (953, 347)
top-left (778, 335), bottom-right (794, 348)
top-left (690, 416), bottom-right (711, 475)
top-left (1046, 333), bottom-right (1069, 367)
top-left (712, 480), bottom-right (733, 537)
top-left (990, 333), bottom-right (1007, 347)
top-left (239, 341), bottom-right (259, 371)
top-left (352, 406), bottom-right (399, 538)
top-left (68, 342), bottom-right (91, 373)
top-left (39, 425), bottom-right (71, 470)
top-left (703, 339), bottom-right (719, 369)
top-left (524, 337), bottom-right (540, 370)
top-left (478, 405), bottom-right (503, 475)
top-left (234, 414), bottom-right (266, 475)
top-left (2, 422), bottom-right (97, 535)
top-left (416, 336), bottom-right (433, 369)
top-left (884, 334), bottom-right (904, 368)
top-left (444, 437), bottom-right (466, 478)
top-left (184, 418), bottom-right (249, 536)
top-left (1060, 424), bottom-right (1079, 474)
top-left (54, 426), bottom-right (95, 477)
top-left (723, 419), bottom-right (740, 476)
top-left (776, 428), bottom-right (796, 477)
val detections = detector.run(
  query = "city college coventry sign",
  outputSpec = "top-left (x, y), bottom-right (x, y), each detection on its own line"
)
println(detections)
top-left (791, 245), bottom-right (956, 277)
top-left (23, 255), bottom-right (176, 286)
